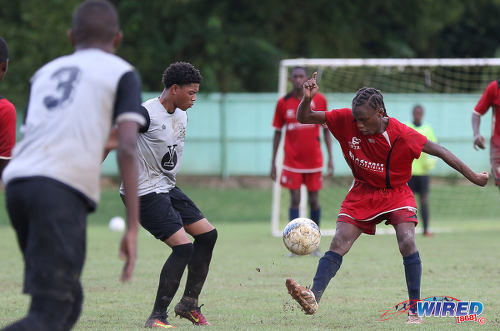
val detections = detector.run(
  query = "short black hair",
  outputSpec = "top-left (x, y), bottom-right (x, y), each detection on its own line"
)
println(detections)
top-left (0, 37), bottom-right (8, 63)
top-left (290, 66), bottom-right (307, 75)
top-left (352, 87), bottom-right (387, 116)
top-left (162, 62), bottom-right (202, 89)
top-left (72, 0), bottom-right (119, 45)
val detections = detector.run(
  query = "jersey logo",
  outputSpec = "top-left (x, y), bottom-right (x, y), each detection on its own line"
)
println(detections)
top-left (286, 109), bottom-right (295, 118)
top-left (161, 145), bottom-right (178, 171)
top-left (348, 136), bottom-right (361, 150)
top-left (43, 66), bottom-right (81, 110)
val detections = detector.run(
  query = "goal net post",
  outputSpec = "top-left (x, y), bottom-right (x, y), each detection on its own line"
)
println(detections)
top-left (271, 57), bottom-right (500, 237)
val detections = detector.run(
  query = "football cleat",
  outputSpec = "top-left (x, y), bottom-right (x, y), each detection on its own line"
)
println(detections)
top-left (174, 301), bottom-right (210, 326)
top-left (285, 278), bottom-right (318, 315)
top-left (144, 315), bottom-right (175, 328)
top-left (407, 312), bottom-right (423, 324)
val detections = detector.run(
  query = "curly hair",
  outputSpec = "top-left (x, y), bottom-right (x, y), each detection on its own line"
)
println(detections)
top-left (162, 62), bottom-right (202, 89)
top-left (352, 87), bottom-right (387, 116)
top-left (0, 37), bottom-right (8, 63)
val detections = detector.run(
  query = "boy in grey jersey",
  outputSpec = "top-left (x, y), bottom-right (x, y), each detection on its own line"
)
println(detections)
top-left (1, 1), bottom-right (143, 330)
top-left (108, 62), bottom-right (217, 328)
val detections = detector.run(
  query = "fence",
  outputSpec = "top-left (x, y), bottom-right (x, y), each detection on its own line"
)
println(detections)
top-left (101, 92), bottom-right (492, 177)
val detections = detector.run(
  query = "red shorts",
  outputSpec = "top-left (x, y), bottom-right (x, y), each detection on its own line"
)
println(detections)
top-left (490, 138), bottom-right (500, 186)
top-left (338, 209), bottom-right (418, 235)
top-left (339, 180), bottom-right (417, 222)
top-left (280, 169), bottom-right (322, 191)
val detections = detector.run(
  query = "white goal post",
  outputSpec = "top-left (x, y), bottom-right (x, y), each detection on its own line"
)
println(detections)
top-left (271, 57), bottom-right (500, 237)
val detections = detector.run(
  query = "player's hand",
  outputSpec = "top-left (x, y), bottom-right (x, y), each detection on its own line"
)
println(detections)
top-left (473, 134), bottom-right (486, 150)
top-left (303, 72), bottom-right (319, 99)
top-left (270, 163), bottom-right (277, 181)
top-left (119, 226), bottom-right (138, 283)
top-left (471, 171), bottom-right (489, 187)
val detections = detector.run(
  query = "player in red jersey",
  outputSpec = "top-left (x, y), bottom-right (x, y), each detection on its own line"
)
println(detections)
top-left (286, 73), bottom-right (488, 324)
top-left (271, 67), bottom-right (333, 256)
top-left (0, 37), bottom-right (16, 179)
top-left (472, 80), bottom-right (500, 190)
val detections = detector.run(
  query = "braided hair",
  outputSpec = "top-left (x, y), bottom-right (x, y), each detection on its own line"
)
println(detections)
top-left (352, 87), bottom-right (387, 116)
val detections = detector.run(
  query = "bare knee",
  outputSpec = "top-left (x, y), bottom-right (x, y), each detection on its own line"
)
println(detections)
top-left (308, 191), bottom-right (320, 210)
top-left (398, 234), bottom-right (417, 257)
top-left (290, 190), bottom-right (300, 209)
top-left (329, 234), bottom-right (354, 256)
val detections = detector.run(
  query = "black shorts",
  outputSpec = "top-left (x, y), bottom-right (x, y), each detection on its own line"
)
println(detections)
top-left (122, 186), bottom-right (204, 241)
top-left (408, 175), bottom-right (430, 194)
top-left (6, 177), bottom-right (89, 301)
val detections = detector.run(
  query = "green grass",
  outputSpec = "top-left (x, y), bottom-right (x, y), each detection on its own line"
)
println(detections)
top-left (0, 180), bottom-right (499, 330)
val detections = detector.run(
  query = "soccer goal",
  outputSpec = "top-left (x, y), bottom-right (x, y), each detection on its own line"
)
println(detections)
top-left (271, 57), bottom-right (500, 237)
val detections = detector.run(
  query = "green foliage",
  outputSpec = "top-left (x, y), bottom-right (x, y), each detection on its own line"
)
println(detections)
top-left (2, 0), bottom-right (500, 110)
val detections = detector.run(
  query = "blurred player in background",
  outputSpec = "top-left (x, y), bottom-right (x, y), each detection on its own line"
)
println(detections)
top-left (0, 37), bottom-right (16, 179)
top-left (407, 105), bottom-right (437, 236)
top-left (110, 62), bottom-right (216, 328)
top-left (1, 1), bottom-right (144, 330)
top-left (472, 80), bottom-right (500, 191)
top-left (271, 67), bottom-right (333, 256)
top-left (286, 73), bottom-right (488, 324)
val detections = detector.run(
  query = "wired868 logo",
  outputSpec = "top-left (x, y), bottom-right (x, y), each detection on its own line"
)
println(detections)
top-left (379, 296), bottom-right (486, 325)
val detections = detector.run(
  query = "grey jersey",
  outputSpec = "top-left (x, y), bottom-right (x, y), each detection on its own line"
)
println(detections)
top-left (3, 48), bottom-right (145, 205)
top-left (120, 97), bottom-right (187, 196)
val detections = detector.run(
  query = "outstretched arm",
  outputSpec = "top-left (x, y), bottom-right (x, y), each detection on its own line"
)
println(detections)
top-left (296, 72), bottom-right (326, 124)
top-left (471, 113), bottom-right (485, 150)
top-left (423, 140), bottom-right (488, 186)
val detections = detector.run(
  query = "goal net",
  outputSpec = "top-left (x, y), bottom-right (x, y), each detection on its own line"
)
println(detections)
top-left (271, 58), bottom-right (500, 237)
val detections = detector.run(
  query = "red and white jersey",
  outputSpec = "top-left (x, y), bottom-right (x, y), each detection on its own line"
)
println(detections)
top-left (0, 97), bottom-right (16, 159)
top-left (325, 108), bottom-right (427, 188)
top-left (272, 93), bottom-right (327, 172)
top-left (474, 80), bottom-right (500, 147)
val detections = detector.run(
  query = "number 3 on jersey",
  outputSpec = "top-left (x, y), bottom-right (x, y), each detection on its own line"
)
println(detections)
top-left (44, 66), bottom-right (81, 110)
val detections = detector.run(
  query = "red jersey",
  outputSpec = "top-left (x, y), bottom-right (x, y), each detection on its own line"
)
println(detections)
top-left (0, 97), bottom-right (16, 159)
top-left (325, 108), bottom-right (427, 188)
top-left (474, 80), bottom-right (500, 147)
top-left (272, 93), bottom-right (327, 172)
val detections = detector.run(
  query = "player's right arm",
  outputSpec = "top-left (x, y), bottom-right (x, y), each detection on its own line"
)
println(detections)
top-left (297, 72), bottom-right (326, 124)
top-left (472, 81), bottom-right (495, 150)
top-left (471, 113), bottom-right (485, 150)
top-left (270, 130), bottom-right (281, 181)
top-left (423, 140), bottom-right (489, 186)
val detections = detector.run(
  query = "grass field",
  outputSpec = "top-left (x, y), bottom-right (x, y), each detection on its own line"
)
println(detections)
top-left (0, 178), bottom-right (499, 330)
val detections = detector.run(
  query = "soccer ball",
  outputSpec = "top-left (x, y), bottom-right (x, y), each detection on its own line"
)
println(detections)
top-left (108, 216), bottom-right (125, 232)
top-left (282, 218), bottom-right (321, 255)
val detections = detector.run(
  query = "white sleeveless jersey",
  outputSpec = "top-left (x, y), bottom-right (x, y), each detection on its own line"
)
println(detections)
top-left (120, 97), bottom-right (187, 196)
top-left (3, 48), bottom-right (145, 205)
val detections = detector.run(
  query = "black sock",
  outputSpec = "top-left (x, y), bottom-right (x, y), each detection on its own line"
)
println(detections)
top-left (403, 251), bottom-right (421, 314)
top-left (311, 251), bottom-right (343, 303)
top-left (421, 205), bottom-right (429, 233)
top-left (289, 208), bottom-right (299, 220)
top-left (182, 229), bottom-right (217, 305)
top-left (151, 243), bottom-right (193, 317)
top-left (3, 296), bottom-right (74, 331)
top-left (310, 207), bottom-right (321, 227)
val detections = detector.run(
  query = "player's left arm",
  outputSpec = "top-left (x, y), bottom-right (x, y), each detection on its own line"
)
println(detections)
top-left (422, 140), bottom-right (488, 186)
top-left (0, 101), bottom-right (16, 178)
top-left (322, 127), bottom-right (334, 176)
